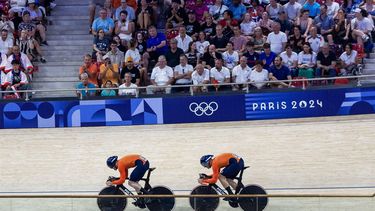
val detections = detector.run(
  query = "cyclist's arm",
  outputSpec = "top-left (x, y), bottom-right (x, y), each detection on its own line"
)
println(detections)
top-left (203, 166), bottom-right (220, 184)
top-left (112, 167), bottom-right (128, 185)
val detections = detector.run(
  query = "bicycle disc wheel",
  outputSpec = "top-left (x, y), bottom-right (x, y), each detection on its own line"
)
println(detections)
top-left (189, 185), bottom-right (219, 211)
top-left (97, 186), bottom-right (127, 211)
top-left (146, 186), bottom-right (175, 211)
top-left (238, 184), bottom-right (268, 211)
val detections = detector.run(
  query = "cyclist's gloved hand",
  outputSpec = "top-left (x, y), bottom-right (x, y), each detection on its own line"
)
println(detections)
top-left (198, 178), bottom-right (209, 186)
top-left (106, 180), bottom-right (114, 186)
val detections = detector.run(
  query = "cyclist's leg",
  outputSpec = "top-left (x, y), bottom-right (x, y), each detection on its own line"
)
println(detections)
top-left (220, 158), bottom-right (244, 195)
top-left (129, 160), bottom-right (150, 194)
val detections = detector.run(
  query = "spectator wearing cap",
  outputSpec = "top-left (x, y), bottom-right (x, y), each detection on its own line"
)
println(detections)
top-left (114, 0), bottom-right (135, 21)
top-left (175, 26), bottom-right (193, 53)
top-left (79, 54), bottom-right (100, 87)
top-left (2, 59), bottom-right (29, 98)
top-left (0, 13), bottom-right (15, 42)
top-left (105, 41), bottom-right (124, 72)
top-left (266, 22), bottom-right (287, 55)
top-left (275, 11), bottom-right (292, 36)
top-left (25, 0), bottom-right (48, 45)
top-left (76, 72), bottom-right (97, 98)
top-left (351, 8), bottom-right (373, 47)
top-left (184, 11), bottom-right (201, 40)
top-left (0, 29), bottom-right (13, 55)
top-left (314, 4), bottom-right (335, 46)
top-left (166, 0), bottom-right (186, 29)
top-left (229, 0), bottom-right (246, 21)
top-left (118, 72), bottom-right (138, 96)
top-left (303, 0), bottom-right (321, 19)
top-left (115, 10), bottom-right (135, 45)
top-left (147, 55), bottom-right (174, 94)
top-left (91, 8), bottom-right (115, 37)
top-left (121, 57), bottom-right (140, 86)
top-left (283, 0), bottom-right (302, 23)
top-left (100, 55), bottom-right (120, 87)
top-left (266, 0), bottom-right (284, 20)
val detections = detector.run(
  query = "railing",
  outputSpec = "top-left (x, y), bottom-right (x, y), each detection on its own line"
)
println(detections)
top-left (1, 74), bottom-right (374, 101)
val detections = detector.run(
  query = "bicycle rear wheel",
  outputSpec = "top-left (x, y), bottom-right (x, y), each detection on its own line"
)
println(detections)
top-left (189, 185), bottom-right (219, 211)
top-left (238, 184), bottom-right (268, 211)
top-left (146, 186), bottom-right (175, 211)
top-left (97, 186), bottom-right (127, 211)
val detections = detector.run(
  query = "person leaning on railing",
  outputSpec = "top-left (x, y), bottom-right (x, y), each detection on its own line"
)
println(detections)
top-left (191, 63), bottom-right (210, 93)
top-left (146, 55), bottom-right (174, 94)
top-left (76, 73), bottom-right (96, 98)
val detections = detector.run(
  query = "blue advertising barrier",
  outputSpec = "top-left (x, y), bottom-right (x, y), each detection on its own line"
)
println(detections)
top-left (0, 87), bottom-right (375, 129)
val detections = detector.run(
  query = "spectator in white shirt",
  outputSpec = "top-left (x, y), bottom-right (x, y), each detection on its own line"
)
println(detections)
top-left (210, 58), bottom-right (231, 91)
top-left (195, 31), bottom-right (210, 56)
top-left (240, 13), bottom-right (257, 37)
top-left (0, 29), bottom-right (13, 55)
top-left (222, 41), bottom-right (239, 70)
top-left (176, 26), bottom-right (193, 53)
top-left (284, 0), bottom-right (302, 23)
top-left (351, 8), bottom-right (374, 47)
top-left (306, 26), bottom-right (324, 53)
top-left (232, 56), bottom-right (251, 91)
top-left (298, 42), bottom-right (317, 78)
top-left (119, 72), bottom-right (138, 96)
top-left (174, 54), bottom-right (193, 92)
top-left (249, 60), bottom-right (269, 89)
top-left (192, 63), bottom-right (210, 92)
top-left (339, 44), bottom-right (359, 75)
top-left (280, 44), bottom-right (299, 77)
top-left (266, 22), bottom-right (287, 54)
top-left (147, 55), bottom-right (174, 94)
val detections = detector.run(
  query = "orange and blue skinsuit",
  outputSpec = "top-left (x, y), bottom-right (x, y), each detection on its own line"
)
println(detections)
top-left (202, 153), bottom-right (244, 184)
top-left (112, 154), bottom-right (149, 185)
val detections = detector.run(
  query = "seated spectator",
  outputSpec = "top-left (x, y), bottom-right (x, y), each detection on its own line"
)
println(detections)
top-left (125, 39), bottom-right (141, 67)
top-left (145, 25), bottom-right (167, 69)
top-left (280, 44), bottom-right (298, 77)
top-left (101, 80), bottom-right (117, 96)
top-left (333, 9), bottom-right (350, 47)
top-left (113, 35), bottom-right (127, 53)
top-left (121, 57), bottom-right (140, 86)
top-left (17, 29), bottom-right (46, 63)
top-left (325, 0), bottom-right (340, 17)
top-left (165, 0), bottom-right (186, 29)
top-left (222, 41), bottom-right (239, 70)
top-left (229, 0), bottom-right (247, 21)
top-left (268, 56), bottom-right (292, 88)
top-left (136, 0), bottom-right (153, 30)
top-left (191, 63), bottom-right (209, 92)
top-left (18, 11), bottom-right (36, 39)
top-left (314, 5), bottom-right (334, 45)
top-left (232, 56), bottom-right (251, 91)
top-left (174, 54), bottom-right (193, 92)
top-left (184, 11), bottom-right (201, 40)
top-left (185, 41), bottom-right (199, 66)
top-left (5, 46), bottom-right (33, 77)
top-left (0, 29), bottom-right (13, 55)
top-left (266, 22), bottom-right (287, 55)
top-left (284, 0), bottom-right (302, 23)
top-left (92, 29), bottom-right (110, 63)
top-left (251, 27), bottom-right (267, 52)
top-left (243, 41), bottom-right (259, 68)
top-left (209, 0), bottom-right (228, 22)
top-left (209, 58), bottom-right (231, 91)
top-left (230, 25), bottom-right (247, 53)
top-left (114, 0), bottom-right (135, 21)
top-left (119, 72), bottom-right (138, 95)
top-left (316, 43), bottom-right (337, 80)
top-left (259, 43), bottom-right (277, 70)
top-left (288, 26), bottom-right (305, 53)
top-left (306, 26), bottom-right (324, 53)
top-left (275, 11), bottom-right (292, 36)
top-left (201, 14), bottom-right (216, 38)
top-left (76, 72), bottom-right (97, 98)
top-left (298, 42), bottom-right (317, 79)
top-left (303, 0), bottom-right (321, 19)
top-left (351, 8), bottom-right (373, 48)
top-left (240, 13), bottom-right (257, 37)
top-left (2, 60), bottom-right (28, 99)
top-left (103, 0), bottom-right (115, 19)
top-left (105, 41), bottom-right (125, 68)
top-left (338, 44), bottom-right (358, 75)
top-left (0, 13), bottom-right (15, 42)
top-left (266, 0), bottom-right (284, 20)
top-left (195, 31), bottom-right (210, 56)
top-left (210, 24), bottom-right (229, 53)
top-left (79, 54), bottom-right (99, 87)
top-left (89, 0), bottom-right (104, 30)
top-left (248, 0), bottom-right (264, 23)
top-left (99, 55), bottom-right (120, 87)
top-left (115, 10), bottom-right (135, 45)
top-left (9, 0), bottom-right (27, 15)
top-left (191, 0), bottom-right (209, 23)
top-left (258, 12), bottom-right (274, 35)
top-left (147, 55), bottom-right (174, 94)
top-left (201, 44), bottom-right (222, 69)
top-left (249, 60), bottom-right (269, 89)
top-left (165, 38), bottom-right (184, 68)
top-left (296, 9), bottom-right (313, 37)
top-left (91, 8), bottom-right (114, 37)
top-left (25, 0), bottom-right (48, 45)
top-left (135, 32), bottom-right (147, 56)
top-left (176, 26), bottom-right (193, 53)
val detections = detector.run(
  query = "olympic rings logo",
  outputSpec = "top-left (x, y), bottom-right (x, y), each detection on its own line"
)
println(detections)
top-left (189, 102), bottom-right (219, 116)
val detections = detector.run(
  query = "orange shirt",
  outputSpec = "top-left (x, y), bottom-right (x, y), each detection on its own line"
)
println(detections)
top-left (113, 0), bottom-right (137, 10)
top-left (100, 63), bottom-right (119, 85)
top-left (112, 154), bottom-right (147, 185)
top-left (203, 153), bottom-right (242, 184)
top-left (79, 63), bottom-right (99, 86)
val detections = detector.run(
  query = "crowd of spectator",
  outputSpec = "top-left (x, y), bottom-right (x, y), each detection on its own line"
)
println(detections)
top-left (0, 0), bottom-right (54, 99)
top-left (78, 0), bottom-right (374, 98)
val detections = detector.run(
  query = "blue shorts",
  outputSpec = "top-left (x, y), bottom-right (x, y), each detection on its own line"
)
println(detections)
top-left (221, 158), bottom-right (244, 179)
top-left (129, 160), bottom-right (149, 182)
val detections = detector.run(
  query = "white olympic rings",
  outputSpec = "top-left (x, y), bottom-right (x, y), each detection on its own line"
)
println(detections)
top-left (189, 102), bottom-right (219, 116)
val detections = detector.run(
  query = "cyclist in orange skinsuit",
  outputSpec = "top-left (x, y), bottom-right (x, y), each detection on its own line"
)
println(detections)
top-left (198, 153), bottom-right (244, 198)
top-left (106, 154), bottom-right (150, 195)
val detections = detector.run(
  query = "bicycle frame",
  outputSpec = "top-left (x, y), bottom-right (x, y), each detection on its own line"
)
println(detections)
top-left (209, 166), bottom-right (249, 195)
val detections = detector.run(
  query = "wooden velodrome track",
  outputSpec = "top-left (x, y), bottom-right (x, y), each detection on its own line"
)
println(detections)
top-left (0, 115), bottom-right (374, 210)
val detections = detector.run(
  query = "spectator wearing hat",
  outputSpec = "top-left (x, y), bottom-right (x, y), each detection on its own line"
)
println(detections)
top-left (76, 72), bottom-right (97, 98)
top-left (114, 0), bottom-right (135, 21)
top-left (91, 8), bottom-right (115, 37)
top-left (79, 54), bottom-right (100, 87)
top-left (25, 0), bottom-right (48, 45)
top-left (351, 8), bottom-right (373, 47)
top-left (119, 72), bottom-right (138, 96)
top-left (121, 57), bottom-right (140, 86)
top-left (100, 55), bottom-right (120, 87)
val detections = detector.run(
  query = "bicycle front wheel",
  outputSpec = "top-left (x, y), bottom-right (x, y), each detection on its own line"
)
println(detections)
top-left (189, 185), bottom-right (219, 211)
top-left (97, 186), bottom-right (127, 211)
